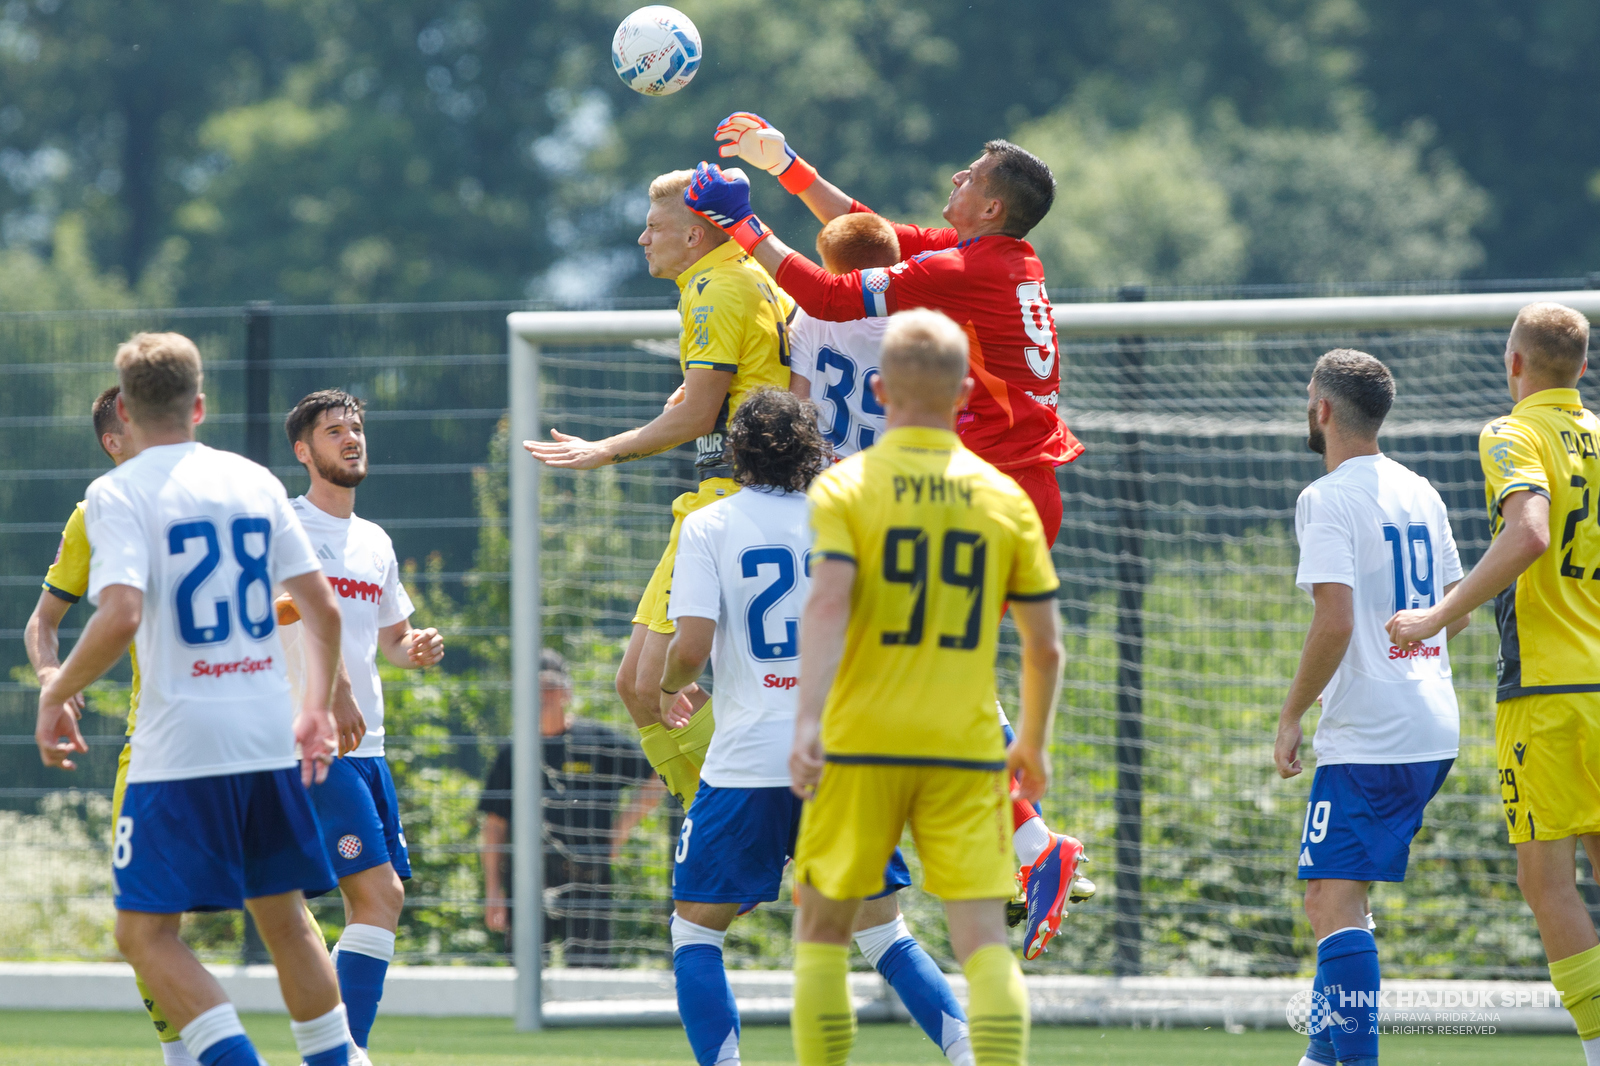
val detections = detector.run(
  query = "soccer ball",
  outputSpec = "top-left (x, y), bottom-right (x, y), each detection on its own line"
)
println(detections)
top-left (611, 6), bottom-right (702, 97)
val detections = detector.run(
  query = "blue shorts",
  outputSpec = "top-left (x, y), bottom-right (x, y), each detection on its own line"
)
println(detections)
top-left (114, 767), bottom-right (337, 913)
top-left (308, 755), bottom-right (411, 890)
top-left (1297, 759), bottom-right (1453, 883)
top-left (673, 782), bottom-right (912, 904)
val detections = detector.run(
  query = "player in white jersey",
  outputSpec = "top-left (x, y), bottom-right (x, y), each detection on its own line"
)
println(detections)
top-left (1275, 350), bottom-right (1468, 1066)
top-left (34, 333), bottom-right (354, 1066)
top-left (275, 389), bottom-right (445, 1064)
top-left (657, 388), bottom-right (975, 1066)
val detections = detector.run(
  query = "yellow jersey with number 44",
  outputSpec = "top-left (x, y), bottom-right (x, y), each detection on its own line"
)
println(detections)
top-left (1480, 388), bottom-right (1600, 701)
top-left (676, 241), bottom-right (793, 480)
top-left (43, 500), bottom-right (140, 733)
top-left (807, 427), bottom-right (1060, 767)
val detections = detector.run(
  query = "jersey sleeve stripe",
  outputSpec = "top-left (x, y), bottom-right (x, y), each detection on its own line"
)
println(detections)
top-left (815, 550), bottom-right (857, 564)
top-left (1006, 587), bottom-right (1058, 602)
top-left (684, 360), bottom-right (738, 372)
top-left (42, 582), bottom-right (80, 603)
top-left (860, 269), bottom-right (889, 318)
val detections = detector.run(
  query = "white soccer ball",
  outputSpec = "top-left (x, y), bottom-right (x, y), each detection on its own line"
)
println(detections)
top-left (611, 6), bottom-right (702, 97)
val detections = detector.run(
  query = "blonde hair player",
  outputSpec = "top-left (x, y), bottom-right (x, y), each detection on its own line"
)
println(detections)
top-left (1389, 302), bottom-right (1600, 1066)
top-left (34, 332), bottom-right (355, 1066)
top-left (523, 168), bottom-right (793, 814)
top-left (789, 309), bottom-right (1064, 1066)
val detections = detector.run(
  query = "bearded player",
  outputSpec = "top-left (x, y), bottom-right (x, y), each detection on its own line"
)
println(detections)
top-left (275, 389), bottom-right (444, 1064)
top-left (703, 123), bottom-right (1087, 957)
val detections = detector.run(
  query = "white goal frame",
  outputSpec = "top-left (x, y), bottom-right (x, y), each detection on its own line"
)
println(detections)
top-left (505, 288), bottom-right (1600, 1030)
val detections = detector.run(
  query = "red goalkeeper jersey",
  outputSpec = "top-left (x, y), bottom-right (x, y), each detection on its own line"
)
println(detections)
top-left (774, 207), bottom-right (1083, 472)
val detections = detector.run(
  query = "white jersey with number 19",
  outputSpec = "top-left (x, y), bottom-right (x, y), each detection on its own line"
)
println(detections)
top-left (1294, 453), bottom-right (1464, 766)
top-left (667, 486), bottom-right (812, 788)
top-left (85, 442), bottom-right (322, 784)
top-left (788, 310), bottom-right (887, 459)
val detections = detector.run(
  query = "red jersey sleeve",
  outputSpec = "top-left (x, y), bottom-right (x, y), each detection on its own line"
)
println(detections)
top-left (846, 200), bottom-right (960, 258)
top-left (774, 245), bottom-right (961, 323)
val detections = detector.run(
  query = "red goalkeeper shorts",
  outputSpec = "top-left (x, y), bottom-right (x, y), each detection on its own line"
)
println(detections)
top-left (1008, 461), bottom-right (1063, 548)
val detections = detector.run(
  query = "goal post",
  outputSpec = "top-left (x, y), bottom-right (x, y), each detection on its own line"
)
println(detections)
top-left (506, 288), bottom-right (1600, 1028)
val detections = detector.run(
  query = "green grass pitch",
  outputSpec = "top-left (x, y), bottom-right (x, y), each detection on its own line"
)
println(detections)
top-left (0, 1011), bottom-right (1576, 1065)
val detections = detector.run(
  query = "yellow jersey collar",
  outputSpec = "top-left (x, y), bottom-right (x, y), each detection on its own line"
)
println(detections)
top-left (675, 241), bottom-right (744, 291)
top-left (882, 426), bottom-right (960, 450)
top-left (1512, 388), bottom-right (1583, 414)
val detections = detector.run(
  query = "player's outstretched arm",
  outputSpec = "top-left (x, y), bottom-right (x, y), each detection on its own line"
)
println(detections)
top-left (24, 591), bottom-right (84, 718)
top-left (1275, 582), bottom-right (1354, 779)
top-left (1388, 490), bottom-right (1548, 649)
top-left (35, 584), bottom-right (142, 770)
top-left (480, 812), bottom-right (509, 933)
top-left (1008, 597), bottom-right (1064, 804)
top-left (713, 111), bottom-right (853, 224)
top-left (282, 569), bottom-right (342, 786)
top-left (523, 367), bottom-right (734, 469)
top-left (791, 558), bottom-right (854, 799)
top-left (659, 616), bottom-right (714, 729)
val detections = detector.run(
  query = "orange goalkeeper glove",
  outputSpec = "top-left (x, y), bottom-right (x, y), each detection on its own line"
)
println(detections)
top-left (714, 111), bottom-right (817, 195)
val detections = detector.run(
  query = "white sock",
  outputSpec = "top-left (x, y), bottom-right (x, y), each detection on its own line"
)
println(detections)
top-left (670, 916), bottom-right (728, 952)
top-left (337, 922), bottom-right (396, 962)
top-left (1583, 1034), bottom-right (1600, 1066)
top-left (1013, 817), bottom-right (1052, 868)
top-left (178, 1003), bottom-right (247, 1060)
top-left (161, 1038), bottom-right (203, 1066)
top-left (290, 1003), bottom-right (352, 1059)
top-left (853, 916), bottom-right (910, 968)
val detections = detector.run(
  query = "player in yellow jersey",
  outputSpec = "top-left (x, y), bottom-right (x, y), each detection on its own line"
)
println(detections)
top-left (788, 309), bottom-right (1063, 1066)
top-left (24, 385), bottom-right (196, 1066)
top-left (525, 167), bottom-right (793, 810)
top-left (1389, 302), bottom-right (1600, 1065)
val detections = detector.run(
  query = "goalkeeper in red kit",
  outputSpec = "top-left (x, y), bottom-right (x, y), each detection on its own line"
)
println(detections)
top-left (693, 113), bottom-right (1090, 960)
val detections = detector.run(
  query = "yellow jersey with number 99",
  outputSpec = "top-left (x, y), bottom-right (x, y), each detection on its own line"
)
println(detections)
top-left (1480, 388), bottom-right (1600, 701)
top-left (807, 427), bottom-right (1060, 767)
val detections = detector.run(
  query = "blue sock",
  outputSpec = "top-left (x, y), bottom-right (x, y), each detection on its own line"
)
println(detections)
top-left (1305, 959), bottom-right (1336, 1064)
top-left (852, 916), bottom-right (967, 1057)
top-left (672, 920), bottom-right (739, 1066)
top-left (196, 1034), bottom-right (262, 1066)
top-left (336, 949), bottom-right (389, 1048)
top-left (1318, 927), bottom-right (1379, 1066)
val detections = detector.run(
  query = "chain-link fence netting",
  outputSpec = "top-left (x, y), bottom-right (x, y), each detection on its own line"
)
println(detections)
top-left (1, 299), bottom-right (1589, 983)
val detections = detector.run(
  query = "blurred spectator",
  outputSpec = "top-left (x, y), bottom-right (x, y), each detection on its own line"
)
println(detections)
top-left (478, 649), bottom-right (665, 967)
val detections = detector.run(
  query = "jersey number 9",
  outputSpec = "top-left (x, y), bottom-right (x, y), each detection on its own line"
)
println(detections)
top-left (168, 516), bottom-right (275, 646)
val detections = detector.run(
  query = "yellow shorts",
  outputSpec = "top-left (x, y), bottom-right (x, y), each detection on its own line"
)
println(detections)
top-left (112, 742), bottom-right (132, 823)
top-left (793, 762), bottom-right (1013, 901)
top-left (632, 477), bottom-right (738, 635)
top-left (1497, 692), bottom-right (1600, 843)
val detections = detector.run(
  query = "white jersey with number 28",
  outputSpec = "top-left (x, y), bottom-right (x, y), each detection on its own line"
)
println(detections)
top-left (668, 486), bottom-right (811, 788)
top-left (788, 310), bottom-right (888, 459)
top-left (85, 442), bottom-right (322, 784)
top-left (1294, 453), bottom-right (1464, 766)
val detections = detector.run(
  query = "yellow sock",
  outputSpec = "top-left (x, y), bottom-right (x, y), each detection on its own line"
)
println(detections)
top-left (639, 722), bottom-right (700, 809)
top-left (964, 943), bottom-right (1029, 1066)
top-left (1551, 943), bottom-right (1600, 1040)
top-left (792, 941), bottom-right (855, 1066)
top-left (135, 973), bottom-right (181, 1044)
top-left (670, 701), bottom-right (715, 770)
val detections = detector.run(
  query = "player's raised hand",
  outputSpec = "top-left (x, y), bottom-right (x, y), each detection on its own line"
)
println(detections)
top-left (1006, 739), bottom-right (1049, 804)
top-left (524, 429), bottom-right (612, 470)
top-left (35, 683), bottom-right (87, 770)
top-left (1385, 608), bottom-right (1441, 651)
top-left (714, 112), bottom-right (817, 194)
top-left (294, 706), bottom-right (338, 787)
top-left (790, 718), bottom-right (825, 800)
top-left (685, 162), bottom-right (755, 229)
top-left (407, 627), bottom-right (444, 667)
top-left (1273, 715), bottom-right (1304, 779)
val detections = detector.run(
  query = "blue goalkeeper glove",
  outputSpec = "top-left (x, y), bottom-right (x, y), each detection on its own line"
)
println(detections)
top-left (684, 161), bottom-right (771, 254)
top-left (715, 111), bottom-right (818, 194)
